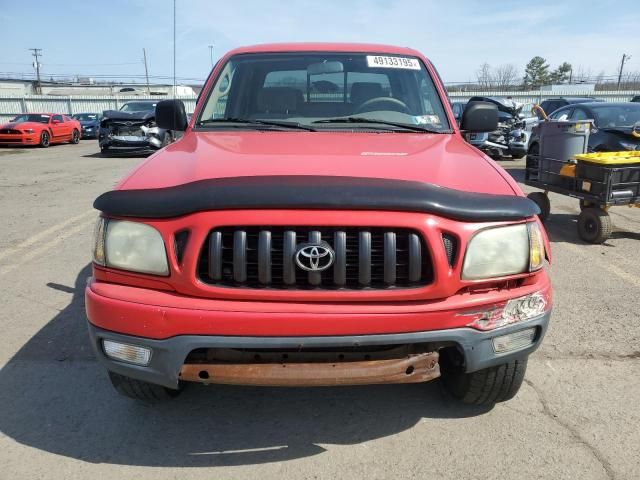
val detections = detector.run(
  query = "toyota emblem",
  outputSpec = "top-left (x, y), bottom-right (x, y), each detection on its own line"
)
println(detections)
top-left (295, 243), bottom-right (335, 272)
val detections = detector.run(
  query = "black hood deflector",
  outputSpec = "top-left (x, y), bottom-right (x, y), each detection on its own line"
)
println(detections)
top-left (94, 176), bottom-right (539, 221)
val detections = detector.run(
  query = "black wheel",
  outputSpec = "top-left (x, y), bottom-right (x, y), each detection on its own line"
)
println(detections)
top-left (579, 199), bottom-right (592, 211)
top-left (161, 131), bottom-right (173, 147)
top-left (70, 129), bottom-right (80, 144)
top-left (527, 191), bottom-right (550, 222)
top-left (577, 207), bottom-right (612, 244)
top-left (108, 372), bottom-right (181, 402)
top-left (39, 131), bottom-right (50, 148)
top-left (443, 358), bottom-right (528, 406)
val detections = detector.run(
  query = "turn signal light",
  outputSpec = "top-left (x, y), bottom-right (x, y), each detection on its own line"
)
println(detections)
top-left (103, 340), bottom-right (152, 366)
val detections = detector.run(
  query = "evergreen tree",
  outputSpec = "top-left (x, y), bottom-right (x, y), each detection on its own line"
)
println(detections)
top-left (523, 56), bottom-right (551, 88)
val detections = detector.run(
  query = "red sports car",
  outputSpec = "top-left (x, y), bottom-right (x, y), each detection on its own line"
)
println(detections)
top-left (0, 113), bottom-right (81, 147)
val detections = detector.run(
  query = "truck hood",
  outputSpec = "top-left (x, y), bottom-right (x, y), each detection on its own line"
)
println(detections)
top-left (102, 110), bottom-right (154, 122)
top-left (1, 121), bottom-right (44, 130)
top-left (119, 131), bottom-right (518, 195)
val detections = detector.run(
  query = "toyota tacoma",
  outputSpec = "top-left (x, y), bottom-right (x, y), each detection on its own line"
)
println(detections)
top-left (87, 43), bottom-right (552, 406)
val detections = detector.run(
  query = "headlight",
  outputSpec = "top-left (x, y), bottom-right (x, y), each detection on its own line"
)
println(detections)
top-left (145, 126), bottom-right (160, 134)
top-left (619, 140), bottom-right (639, 151)
top-left (92, 217), bottom-right (168, 275)
top-left (462, 223), bottom-right (545, 280)
top-left (23, 128), bottom-right (34, 133)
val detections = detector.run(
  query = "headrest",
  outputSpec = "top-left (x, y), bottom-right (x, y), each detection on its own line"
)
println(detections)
top-left (256, 87), bottom-right (303, 114)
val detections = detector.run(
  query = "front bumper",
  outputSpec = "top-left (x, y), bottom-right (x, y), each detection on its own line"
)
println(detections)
top-left (99, 132), bottom-right (162, 155)
top-left (87, 311), bottom-right (550, 390)
top-left (0, 133), bottom-right (39, 145)
top-left (81, 128), bottom-right (99, 139)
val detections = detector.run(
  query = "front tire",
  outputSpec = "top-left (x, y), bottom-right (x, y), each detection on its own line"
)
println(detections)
top-left (160, 131), bottom-right (173, 148)
top-left (108, 372), bottom-right (181, 402)
top-left (527, 191), bottom-right (550, 222)
top-left (443, 358), bottom-right (528, 406)
top-left (39, 131), bottom-right (50, 148)
top-left (70, 129), bottom-right (80, 144)
top-left (577, 207), bottom-right (612, 244)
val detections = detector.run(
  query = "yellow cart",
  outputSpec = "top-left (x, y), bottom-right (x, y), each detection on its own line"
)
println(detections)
top-left (526, 151), bottom-right (640, 243)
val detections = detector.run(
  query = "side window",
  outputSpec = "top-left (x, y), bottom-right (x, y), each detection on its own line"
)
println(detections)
top-left (264, 70), bottom-right (306, 92)
top-left (308, 72), bottom-right (343, 102)
top-left (52, 115), bottom-right (64, 123)
top-left (549, 108), bottom-right (571, 121)
top-left (418, 77), bottom-right (440, 115)
top-left (346, 72), bottom-right (391, 103)
top-left (570, 108), bottom-right (589, 120)
top-left (542, 101), bottom-right (562, 116)
top-left (200, 61), bottom-right (236, 120)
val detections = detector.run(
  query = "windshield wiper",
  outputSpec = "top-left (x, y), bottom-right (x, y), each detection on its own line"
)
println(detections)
top-left (196, 118), bottom-right (316, 131)
top-left (312, 117), bottom-right (448, 133)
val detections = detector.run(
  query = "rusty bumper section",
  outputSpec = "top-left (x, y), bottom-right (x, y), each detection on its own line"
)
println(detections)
top-left (179, 352), bottom-right (439, 386)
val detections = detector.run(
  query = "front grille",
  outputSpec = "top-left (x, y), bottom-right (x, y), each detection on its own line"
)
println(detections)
top-left (0, 129), bottom-right (21, 134)
top-left (108, 122), bottom-right (145, 136)
top-left (198, 227), bottom-right (432, 290)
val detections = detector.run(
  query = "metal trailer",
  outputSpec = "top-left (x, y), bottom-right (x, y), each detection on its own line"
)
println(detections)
top-left (525, 120), bottom-right (640, 243)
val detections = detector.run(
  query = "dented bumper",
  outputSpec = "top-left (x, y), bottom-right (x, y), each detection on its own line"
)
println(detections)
top-left (87, 311), bottom-right (550, 390)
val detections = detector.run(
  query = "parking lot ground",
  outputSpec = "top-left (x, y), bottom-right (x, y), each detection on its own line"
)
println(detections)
top-left (0, 143), bottom-right (638, 479)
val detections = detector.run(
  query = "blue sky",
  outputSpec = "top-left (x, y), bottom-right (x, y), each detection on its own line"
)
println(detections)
top-left (0, 0), bottom-right (637, 85)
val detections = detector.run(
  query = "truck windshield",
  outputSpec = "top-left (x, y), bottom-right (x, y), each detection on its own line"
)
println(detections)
top-left (197, 52), bottom-right (450, 132)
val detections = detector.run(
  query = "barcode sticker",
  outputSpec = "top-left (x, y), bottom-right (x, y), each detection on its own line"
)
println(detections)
top-left (366, 55), bottom-right (421, 70)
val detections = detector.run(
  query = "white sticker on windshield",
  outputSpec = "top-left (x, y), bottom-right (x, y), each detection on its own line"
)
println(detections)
top-left (366, 56), bottom-right (420, 70)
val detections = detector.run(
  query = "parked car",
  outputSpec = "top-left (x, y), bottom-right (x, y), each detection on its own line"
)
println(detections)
top-left (99, 100), bottom-right (172, 156)
top-left (465, 96), bottom-right (528, 159)
top-left (535, 97), bottom-right (603, 118)
top-left (0, 113), bottom-right (81, 147)
top-left (72, 113), bottom-right (102, 139)
top-left (631, 95), bottom-right (640, 103)
top-left (88, 43), bottom-right (551, 406)
top-left (450, 101), bottom-right (466, 126)
top-left (528, 102), bottom-right (640, 156)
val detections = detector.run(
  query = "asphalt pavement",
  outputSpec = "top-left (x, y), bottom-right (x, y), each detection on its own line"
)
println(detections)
top-left (0, 142), bottom-right (638, 479)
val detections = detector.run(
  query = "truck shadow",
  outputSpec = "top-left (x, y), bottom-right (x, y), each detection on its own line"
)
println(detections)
top-left (0, 264), bottom-right (491, 467)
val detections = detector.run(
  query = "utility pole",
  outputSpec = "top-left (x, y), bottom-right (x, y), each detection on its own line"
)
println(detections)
top-left (143, 48), bottom-right (150, 95)
top-left (617, 53), bottom-right (631, 88)
top-left (208, 44), bottom-right (214, 68)
top-left (29, 48), bottom-right (42, 94)
top-left (173, 0), bottom-right (176, 98)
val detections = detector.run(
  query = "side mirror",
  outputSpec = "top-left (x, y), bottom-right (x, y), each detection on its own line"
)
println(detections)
top-left (52, 119), bottom-right (61, 124)
top-left (460, 101), bottom-right (498, 133)
top-left (156, 99), bottom-right (188, 131)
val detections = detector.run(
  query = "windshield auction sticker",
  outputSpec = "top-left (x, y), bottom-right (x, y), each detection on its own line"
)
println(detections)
top-left (366, 56), bottom-right (420, 70)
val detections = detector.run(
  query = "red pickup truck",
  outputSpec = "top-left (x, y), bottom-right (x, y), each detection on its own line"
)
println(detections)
top-left (87, 43), bottom-right (551, 406)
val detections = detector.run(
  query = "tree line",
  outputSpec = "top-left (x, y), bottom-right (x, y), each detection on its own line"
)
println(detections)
top-left (447, 56), bottom-right (640, 92)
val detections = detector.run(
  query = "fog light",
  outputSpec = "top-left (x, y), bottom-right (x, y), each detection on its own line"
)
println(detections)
top-left (103, 340), bottom-right (151, 366)
top-left (492, 328), bottom-right (536, 353)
